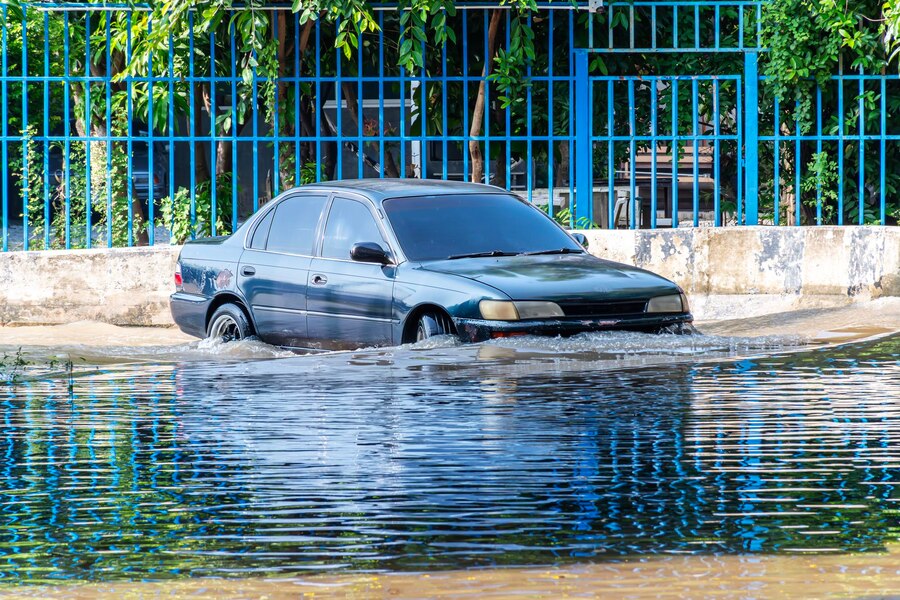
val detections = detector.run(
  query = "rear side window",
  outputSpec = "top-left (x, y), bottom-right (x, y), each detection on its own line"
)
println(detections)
top-left (321, 198), bottom-right (386, 260)
top-left (265, 195), bottom-right (327, 255)
top-left (248, 208), bottom-right (275, 250)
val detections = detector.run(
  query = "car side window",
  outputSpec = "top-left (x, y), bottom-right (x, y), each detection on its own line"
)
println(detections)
top-left (265, 195), bottom-right (327, 255)
top-left (248, 207), bottom-right (275, 250)
top-left (321, 198), bottom-right (386, 260)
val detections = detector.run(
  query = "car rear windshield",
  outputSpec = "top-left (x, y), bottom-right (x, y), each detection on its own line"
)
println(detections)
top-left (383, 194), bottom-right (581, 262)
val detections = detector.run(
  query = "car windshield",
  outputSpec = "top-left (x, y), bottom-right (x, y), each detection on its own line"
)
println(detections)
top-left (383, 194), bottom-right (582, 262)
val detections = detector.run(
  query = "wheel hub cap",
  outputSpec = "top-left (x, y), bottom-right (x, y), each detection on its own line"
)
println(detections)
top-left (210, 315), bottom-right (242, 342)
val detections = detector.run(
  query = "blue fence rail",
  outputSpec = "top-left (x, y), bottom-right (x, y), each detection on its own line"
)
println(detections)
top-left (0, 1), bottom-right (896, 252)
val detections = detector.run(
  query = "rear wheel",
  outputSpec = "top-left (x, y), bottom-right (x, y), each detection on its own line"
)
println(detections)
top-left (416, 312), bottom-right (454, 342)
top-left (207, 304), bottom-right (253, 342)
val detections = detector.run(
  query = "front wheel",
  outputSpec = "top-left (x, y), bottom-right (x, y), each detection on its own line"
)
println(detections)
top-left (207, 304), bottom-right (253, 342)
top-left (658, 322), bottom-right (700, 335)
top-left (416, 312), bottom-right (455, 342)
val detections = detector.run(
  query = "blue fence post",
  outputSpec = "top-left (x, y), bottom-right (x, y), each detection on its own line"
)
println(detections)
top-left (743, 51), bottom-right (759, 225)
top-left (574, 49), bottom-right (591, 227)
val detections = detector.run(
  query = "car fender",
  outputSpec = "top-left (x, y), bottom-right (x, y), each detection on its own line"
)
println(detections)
top-left (175, 238), bottom-right (256, 332)
top-left (206, 288), bottom-right (258, 331)
top-left (392, 266), bottom-right (512, 341)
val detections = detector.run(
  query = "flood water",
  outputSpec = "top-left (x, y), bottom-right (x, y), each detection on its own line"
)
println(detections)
top-left (0, 331), bottom-right (898, 585)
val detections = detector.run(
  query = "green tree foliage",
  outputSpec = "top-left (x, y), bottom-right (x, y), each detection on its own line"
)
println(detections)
top-left (3, 0), bottom-right (898, 248)
top-left (761, 0), bottom-right (900, 223)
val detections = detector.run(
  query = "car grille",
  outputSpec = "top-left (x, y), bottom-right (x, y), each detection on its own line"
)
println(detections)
top-left (558, 301), bottom-right (647, 318)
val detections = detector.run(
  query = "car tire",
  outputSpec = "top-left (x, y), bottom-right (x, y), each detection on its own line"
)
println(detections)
top-left (207, 304), bottom-right (253, 342)
top-left (658, 322), bottom-right (699, 335)
top-left (416, 312), bottom-right (453, 342)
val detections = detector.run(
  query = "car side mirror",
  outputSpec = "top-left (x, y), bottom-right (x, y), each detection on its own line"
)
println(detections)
top-left (350, 242), bottom-right (391, 264)
top-left (571, 232), bottom-right (589, 248)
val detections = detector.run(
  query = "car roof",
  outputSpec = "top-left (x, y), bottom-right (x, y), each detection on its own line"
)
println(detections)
top-left (293, 179), bottom-right (511, 203)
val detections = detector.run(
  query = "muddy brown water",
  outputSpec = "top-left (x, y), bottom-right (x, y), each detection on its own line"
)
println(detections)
top-left (6, 553), bottom-right (900, 599)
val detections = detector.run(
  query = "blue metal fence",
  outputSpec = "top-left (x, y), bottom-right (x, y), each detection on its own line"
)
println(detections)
top-left (0, 1), bottom-right (896, 252)
top-left (574, 1), bottom-right (765, 229)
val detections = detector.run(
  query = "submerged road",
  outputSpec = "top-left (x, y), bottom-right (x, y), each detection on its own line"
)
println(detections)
top-left (0, 299), bottom-right (897, 598)
top-left (0, 297), bottom-right (898, 355)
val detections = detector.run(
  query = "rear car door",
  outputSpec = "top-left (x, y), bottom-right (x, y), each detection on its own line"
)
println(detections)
top-left (306, 196), bottom-right (396, 350)
top-left (238, 194), bottom-right (328, 347)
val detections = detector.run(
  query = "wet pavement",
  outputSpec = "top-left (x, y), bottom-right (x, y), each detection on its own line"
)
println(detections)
top-left (0, 303), bottom-right (898, 597)
top-left (7, 553), bottom-right (900, 599)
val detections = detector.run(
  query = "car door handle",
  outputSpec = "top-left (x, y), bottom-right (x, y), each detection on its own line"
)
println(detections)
top-left (241, 266), bottom-right (256, 276)
top-left (311, 274), bottom-right (328, 286)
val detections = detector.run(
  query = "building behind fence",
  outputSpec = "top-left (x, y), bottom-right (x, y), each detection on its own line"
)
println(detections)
top-left (0, 1), bottom-right (897, 252)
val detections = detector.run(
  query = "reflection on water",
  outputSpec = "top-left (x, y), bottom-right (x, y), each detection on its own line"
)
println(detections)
top-left (0, 334), bottom-right (897, 582)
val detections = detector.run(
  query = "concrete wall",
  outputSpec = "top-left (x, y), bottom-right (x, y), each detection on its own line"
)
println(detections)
top-left (0, 246), bottom-right (180, 326)
top-left (580, 226), bottom-right (900, 320)
top-left (0, 226), bottom-right (897, 326)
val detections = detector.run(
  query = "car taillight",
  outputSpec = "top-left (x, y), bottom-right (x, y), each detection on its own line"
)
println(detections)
top-left (174, 263), bottom-right (183, 290)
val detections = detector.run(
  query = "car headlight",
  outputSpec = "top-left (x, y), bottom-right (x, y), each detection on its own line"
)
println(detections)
top-left (479, 300), bottom-right (565, 321)
top-left (647, 293), bottom-right (687, 313)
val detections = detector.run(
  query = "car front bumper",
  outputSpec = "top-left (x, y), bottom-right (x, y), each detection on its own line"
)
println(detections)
top-left (453, 313), bottom-right (694, 343)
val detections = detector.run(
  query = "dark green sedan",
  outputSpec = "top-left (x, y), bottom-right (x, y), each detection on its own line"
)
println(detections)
top-left (170, 179), bottom-right (692, 350)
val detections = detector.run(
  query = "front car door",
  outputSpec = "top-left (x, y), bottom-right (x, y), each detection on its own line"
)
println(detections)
top-left (238, 194), bottom-right (328, 347)
top-left (306, 196), bottom-right (397, 350)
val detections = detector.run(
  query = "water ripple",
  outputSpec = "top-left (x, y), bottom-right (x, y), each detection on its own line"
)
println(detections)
top-left (0, 335), bottom-right (896, 582)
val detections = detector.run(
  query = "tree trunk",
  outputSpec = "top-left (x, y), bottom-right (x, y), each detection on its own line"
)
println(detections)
top-left (322, 87), bottom-right (339, 181)
top-left (131, 191), bottom-right (150, 246)
top-left (555, 141), bottom-right (569, 188)
top-left (298, 95), bottom-right (316, 173)
top-left (322, 140), bottom-right (338, 181)
top-left (468, 9), bottom-right (503, 184)
top-left (195, 82), bottom-right (212, 185)
top-left (216, 140), bottom-right (232, 177)
top-left (71, 66), bottom-right (149, 246)
top-left (276, 12), bottom-right (293, 186)
top-left (275, 19), bottom-right (316, 184)
top-left (797, 142), bottom-right (817, 225)
top-left (84, 56), bottom-right (138, 247)
top-left (196, 68), bottom-right (229, 194)
top-left (781, 121), bottom-right (798, 225)
top-left (341, 81), bottom-right (361, 129)
top-left (383, 149), bottom-right (400, 178)
top-left (491, 99), bottom-right (506, 187)
top-left (71, 85), bottom-right (88, 138)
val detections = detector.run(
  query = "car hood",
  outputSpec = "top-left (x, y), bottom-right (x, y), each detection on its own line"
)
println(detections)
top-left (420, 253), bottom-right (679, 302)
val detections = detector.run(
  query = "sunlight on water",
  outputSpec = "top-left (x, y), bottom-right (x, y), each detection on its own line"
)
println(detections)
top-left (484, 329), bottom-right (808, 354)
top-left (0, 334), bottom-right (897, 584)
top-left (2, 328), bottom-right (813, 372)
top-left (398, 330), bottom-right (809, 357)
